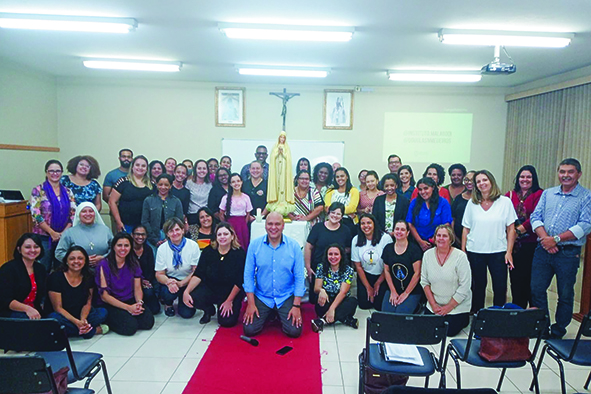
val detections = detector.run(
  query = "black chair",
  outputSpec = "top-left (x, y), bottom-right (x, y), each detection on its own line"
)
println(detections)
top-left (0, 355), bottom-right (93, 394)
top-left (359, 313), bottom-right (449, 394)
top-left (442, 308), bottom-right (547, 394)
top-left (531, 311), bottom-right (591, 394)
top-left (382, 386), bottom-right (496, 394)
top-left (0, 318), bottom-right (112, 394)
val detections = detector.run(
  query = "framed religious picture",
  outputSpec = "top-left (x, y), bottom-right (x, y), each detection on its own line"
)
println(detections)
top-left (323, 89), bottom-right (354, 130)
top-left (215, 87), bottom-right (245, 127)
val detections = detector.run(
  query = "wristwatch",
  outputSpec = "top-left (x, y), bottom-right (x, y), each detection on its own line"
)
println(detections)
top-left (553, 235), bottom-right (561, 244)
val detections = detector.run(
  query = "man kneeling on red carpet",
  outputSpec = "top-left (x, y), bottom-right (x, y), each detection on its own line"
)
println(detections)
top-left (243, 212), bottom-right (305, 338)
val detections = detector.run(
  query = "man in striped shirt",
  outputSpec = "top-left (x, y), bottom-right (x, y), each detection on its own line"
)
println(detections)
top-left (530, 158), bottom-right (591, 339)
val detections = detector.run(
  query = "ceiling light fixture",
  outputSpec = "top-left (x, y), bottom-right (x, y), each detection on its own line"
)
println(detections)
top-left (238, 66), bottom-right (330, 78)
top-left (83, 59), bottom-right (181, 72)
top-left (0, 13), bottom-right (137, 33)
top-left (438, 29), bottom-right (573, 48)
top-left (219, 23), bottom-right (354, 42)
top-left (387, 70), bottom-right (482, 83)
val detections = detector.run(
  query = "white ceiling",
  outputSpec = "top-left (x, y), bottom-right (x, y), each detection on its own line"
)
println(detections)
top-left (1, 0), bottom-right (591, 88)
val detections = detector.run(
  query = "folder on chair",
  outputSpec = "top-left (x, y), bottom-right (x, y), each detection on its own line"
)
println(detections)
top-left (381, 343), bottom-right (424, 366)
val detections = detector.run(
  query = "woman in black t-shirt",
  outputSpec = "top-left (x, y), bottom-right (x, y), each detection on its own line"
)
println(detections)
top-left (109, 155), bottom-right (154, 233)
top-left (304, 202), bottom-right (352, 304)
top-left (183, 222), bottom-right (245, 327)
top-left (131, 225), bottom-right (160, 315)
top-left (382, 220), bottom-right (423, 313)
top-left (47, 246), bottom-right (108, 338)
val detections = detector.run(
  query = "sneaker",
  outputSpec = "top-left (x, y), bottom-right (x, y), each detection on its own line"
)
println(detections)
top-left (199, 312), bottom-right (212, 324)
top-left (98, 324), bottom-right (110, 335)
top-left (165, 306), bottom-right (175, 317)
top-left (311, 318), bottom-right (325, 333)
top-left (343, 317), bottom-right (359, 329)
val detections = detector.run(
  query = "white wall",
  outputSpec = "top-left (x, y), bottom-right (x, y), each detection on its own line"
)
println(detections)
top-left (56, 78), bottom-right (508, 189)
top-left (0, 59), bottom-right (58, 195)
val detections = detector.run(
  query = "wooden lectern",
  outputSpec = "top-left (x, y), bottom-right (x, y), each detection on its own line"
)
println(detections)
top-left (573, 233), bottom-right (591, 322)
top-left (0, 201), bottom-right (32, 266)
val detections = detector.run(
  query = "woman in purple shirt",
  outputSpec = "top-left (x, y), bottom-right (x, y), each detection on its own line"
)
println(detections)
top-left (96, 233), bottom-right (154, 336)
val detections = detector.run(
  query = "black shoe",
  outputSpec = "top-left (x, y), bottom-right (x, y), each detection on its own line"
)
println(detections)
top-left (343, 316), bottom-right (359, 329)
top-left (165, 306), bottom-right (175, 317)
top-left (311, 318), bottom-right (325, 333)
top-left (199, 311), bottom-right (212, 324)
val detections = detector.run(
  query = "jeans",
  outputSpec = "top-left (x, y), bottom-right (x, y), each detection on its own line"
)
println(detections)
top-left (467, 251), bottom-right (507, 312)
top-left (530, 245), bottom-right (581, 338)
top-left (159, 283), bottom-right (195, 319)
top-left (39, 235), bottom-right (59, 272)
top-left (381, 292), bottom-right (421, 314)
top-left (143, 284), bottom-right (161, 315)
top-left (48, 308), bottom-right (108, 339)
top-left (356, 272), bottom-right (388, 311)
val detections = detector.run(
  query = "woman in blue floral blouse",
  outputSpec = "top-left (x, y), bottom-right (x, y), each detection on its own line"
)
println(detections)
top-left (60, 155), bottom-right (102, 212)
top-left (311, 243), bottom-right (358, 332)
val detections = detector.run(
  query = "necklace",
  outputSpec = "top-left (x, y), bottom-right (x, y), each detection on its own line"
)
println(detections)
top-left (436, 248), bottom-right (452, 266)
top-left (219, 248), bottom-right (230, 261)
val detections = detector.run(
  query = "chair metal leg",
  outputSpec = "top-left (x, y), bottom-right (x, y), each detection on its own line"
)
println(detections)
top-left (496, 368), bottom-right (506, 392)
top-left (440, 345), bottom-right (451, 389)
top-left (530, 344), bottom-right (548, 391)
top-left (584, 370), bottom-right (591, 390)
top-left (424, 375), bottom-right (429, 388)
top-left (555, 358), bottom-right (567, 394)
top-left (529, 360), bottom-right (541, 394)
top-left (100, 360), bottom-right (113, 394)
top-left (450, 353), bottom-right (461, 389)
top-left (358, 352), bottom-right (365, 394)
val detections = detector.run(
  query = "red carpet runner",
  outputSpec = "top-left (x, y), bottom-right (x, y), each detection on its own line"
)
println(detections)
top-left (183, 303), bottom-right (322, 394)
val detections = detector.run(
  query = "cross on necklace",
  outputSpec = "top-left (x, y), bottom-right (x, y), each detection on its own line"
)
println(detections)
top-left (269, 88), bottom-right (300, 131)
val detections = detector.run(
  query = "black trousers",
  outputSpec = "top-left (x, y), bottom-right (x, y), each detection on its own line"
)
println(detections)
top-left (357, 272), bottom-right (387, 311)
top-left (243, 295), bottom-right (302, 338)
top-left (467, 251), bottom-right (507, 312)
top-left (190, 283), bottom-right (243, 327)
top-left (315, 294), bottom-right (358, 322)
top-left (104, 298), bottom-right (155, 336)
top-left (510, 242), bottom-right (536, 309)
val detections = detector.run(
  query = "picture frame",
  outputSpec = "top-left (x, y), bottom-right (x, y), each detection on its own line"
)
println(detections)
top-left (323, 89), bottom-right (354, 130)
top-left (215, 87), bottom-right (245, 127)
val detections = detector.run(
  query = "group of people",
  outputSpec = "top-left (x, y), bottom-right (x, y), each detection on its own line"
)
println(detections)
top-left (0, 145), bottom-right (589, 341)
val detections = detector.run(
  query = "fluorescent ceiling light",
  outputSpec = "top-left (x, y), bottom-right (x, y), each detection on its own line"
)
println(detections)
top-left (219, 23), bottom-right (354, 41)
top-left (438, 29), bottom-right (573, 48)
top-left (0, 13), bottom-right (137, 33)
top-left (83, 59), bottom-right (181, 72)
top-left (388, 71), bottom-right (481, 83)
top-left (238, 66), bottom-right (329, 78)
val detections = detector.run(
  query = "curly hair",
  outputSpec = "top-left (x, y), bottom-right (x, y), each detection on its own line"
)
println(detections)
top-left (67, 155), bottom-right (101, 179)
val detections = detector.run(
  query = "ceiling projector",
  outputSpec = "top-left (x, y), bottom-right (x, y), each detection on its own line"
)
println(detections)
top-left (481, 61), bottom-right (516, 75)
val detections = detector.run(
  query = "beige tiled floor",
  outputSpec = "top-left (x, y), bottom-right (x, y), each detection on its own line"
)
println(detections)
top-left (33, 288), bottom-right (590, 394)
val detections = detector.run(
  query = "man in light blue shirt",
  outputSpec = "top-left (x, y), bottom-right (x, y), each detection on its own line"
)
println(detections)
top-left (530, 158), bottom-right (591, 338)
top-left (243, 212), bottom-right (305, 338)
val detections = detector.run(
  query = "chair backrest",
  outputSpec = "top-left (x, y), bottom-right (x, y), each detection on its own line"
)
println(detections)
top-left (471, 308), bottom-right (548, 339)
top-left (564, 311), bottom-right (591, 361)
top-left (0, 318), bottom-right (68, 352)
top-left (368, 312), bottom-right (448, 345)
top-left (0, 355), bottom-right (58, 394)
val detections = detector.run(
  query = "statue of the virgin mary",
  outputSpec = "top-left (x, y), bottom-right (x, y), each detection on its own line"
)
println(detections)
top-left (266, 131), bottom-right (295, 216)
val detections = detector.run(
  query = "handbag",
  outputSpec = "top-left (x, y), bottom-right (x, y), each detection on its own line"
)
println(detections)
top-left (361, 351), bottom-right (408, 394)
top-left (478, 337), bottom-right (531, 362)
top-left (478, 303), bottom-right (532, 362)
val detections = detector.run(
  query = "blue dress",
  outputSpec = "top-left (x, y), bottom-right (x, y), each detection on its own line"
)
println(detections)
top-left (60, 175), bottom-right (102, 205)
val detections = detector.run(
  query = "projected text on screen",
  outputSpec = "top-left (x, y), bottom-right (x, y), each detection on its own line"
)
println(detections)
top-left (383, 113), bottom-right (473, 163)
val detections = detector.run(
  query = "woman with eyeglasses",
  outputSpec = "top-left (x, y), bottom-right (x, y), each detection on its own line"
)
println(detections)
top-left (30, 159), bottom-right (77, 271)
top-left (289, 170), bottom-right (324, 229)
top-left (451, 171), bottom-right (475, 246)
top-left (305, 202), bottom-right (352, 304)
top-left (60, 155), bottom-right (103, 212)
top-left (131, 225), bottom-right (160, 315)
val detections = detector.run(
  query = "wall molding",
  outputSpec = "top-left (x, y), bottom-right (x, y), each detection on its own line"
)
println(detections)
top-left (506, 74), bottom-right (591, 102)
top-left (0, 144), bottom-right (59, 152)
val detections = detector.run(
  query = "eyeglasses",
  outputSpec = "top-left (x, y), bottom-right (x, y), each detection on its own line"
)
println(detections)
top-left (298, 177), bottom-right (310, 181)
top-left (46, 170), bottom-right (63, 174)
top-left (463, 178), bottom-right (473, 184)
top-left (78, 163), bottom-right (91, 168)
